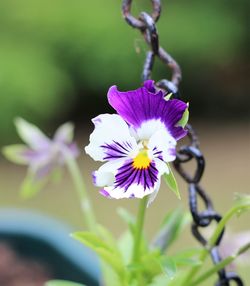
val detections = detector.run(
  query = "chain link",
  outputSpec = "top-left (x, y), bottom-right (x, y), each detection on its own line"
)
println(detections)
top-left (122, 1), bottom-right (244, 285)
top-left (122, 0), bottom-right (181, 96)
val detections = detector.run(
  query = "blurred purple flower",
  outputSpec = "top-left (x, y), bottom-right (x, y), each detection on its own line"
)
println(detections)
top-left (3, 118), bottom-right (79, 197)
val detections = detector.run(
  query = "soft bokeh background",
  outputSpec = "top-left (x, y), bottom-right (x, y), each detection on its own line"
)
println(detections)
top-left (0, 0), bottom-right (249, 284)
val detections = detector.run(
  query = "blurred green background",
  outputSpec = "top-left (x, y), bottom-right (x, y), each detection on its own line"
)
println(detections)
top-left (0, 0), bottom-right (249, 143)
top-left (0, 0), bottom-right (249, 284)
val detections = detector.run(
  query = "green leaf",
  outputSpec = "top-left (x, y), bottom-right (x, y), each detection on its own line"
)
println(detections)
top-left (117, 207), bottom-right (136, 234)
top-left (72, 232), bottom-right (124, 276)
top-left (209, 193), bottom-right (250, 248)
top-left (96, 224), bottom-right (118, 250)
top-left (72, 231), bottom-right (110, 249)
top-left (163, 164), bottom-right (181, 200)
top-left (233, 193), bottom-right (250, 216)
top-left (101, 261), bottom-right (124, 286)
top-left (177, 105), bottom-right (189, 128)
top-left (20, 172), bottom-right (46, 199)
top-left (190, 242), bottom-right (250, 286)
top-left (140, 250), bottom-right (163, 277)
top-left (150, 268), bottom-right (191, 286)
top-left (160, 257), bottom-right (177, 280)
top-left (151, 208), bottom-right (191, 252)
top-left (164, 93), bottom-right (173, 101)
top-left (118, 230), bottom-right (134, 265)
top-left (149, 274), bottom-right (171, 286)
top-left (2, 144), bottom-right (29, 165)
top-left (45, 280), bottom-right (86, 286)
top-left (173, 248), bottom-right (203, 266)
top-left (126, 249), bottom-right (163, 282)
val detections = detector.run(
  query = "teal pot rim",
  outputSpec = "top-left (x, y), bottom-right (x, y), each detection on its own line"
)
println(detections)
top-left (0, 208), bottom-right (100, 285)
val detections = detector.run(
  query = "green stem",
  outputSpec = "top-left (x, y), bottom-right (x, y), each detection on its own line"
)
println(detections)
top-left (182, 202), bottom-right (250, 286)
top-left (189, 242), bottom-right (250, 286)
top-left (180, 248), bottom-right (208, 286)
top-left (65, 152), bottom-right (96, 232)
top-left (209, 204), bottom-right (250, 247)
top-left (130, 197), bottom-right (148, 285)
top-left (132, 196), bottom-right (148, 263)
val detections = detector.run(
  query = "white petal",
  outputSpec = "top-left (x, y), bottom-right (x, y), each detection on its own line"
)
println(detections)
top-left (54, 122), bottom-right (74, 144)
top-left (154, 158), bottom-right (170, 175)
top-left (147, 179), bottom-right (161, 207)
top-left (93, 159), bottom-right (126, 187)
top-left (148, 129), bottom-right (176, 162)
top-left (146, 159), bottom-right (169, 206)
top-left (135, 119), bottom-right (166, 140)
top-left (85, 114), bottom-right (138, 161)
top-left (103, 183), bottom-right (155, 200)
top-left (146, 159), bottom-right (171, 206)
top-left (15, 118), bottom-right (50, 150)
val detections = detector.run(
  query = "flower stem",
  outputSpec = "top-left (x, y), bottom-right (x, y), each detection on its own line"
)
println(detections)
top-left (133, 196), bottom-right (148, 262)
top-left (130, 196), bottom-right (148, 284)
top-left (189, 242), bottom-right (250, 286)
top-left (65, 152), bottom-right (96, 232)
top-left (182, 201), bottom-right (250, 286)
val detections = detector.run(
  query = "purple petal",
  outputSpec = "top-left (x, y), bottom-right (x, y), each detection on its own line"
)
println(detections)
top-left (66, 143), bottom-right (80, 159)
top-left (92, 171), bottom-right (97, 185)
top-left (54, 122), bottom-right (74, 144)
top-left (101, 140), bottom-right (133, 160)
top-left (107, 83), bottom-right (187, 141)
top-left (15, 118), bottom-right (50, 150)
top-left (143, 80), bottom-right (157, 93)
top-left (99, 189), bottom-right (111, 198)
top-left (33, 162), bottom-right (53, 180)
top-left (114, 159), bottom-right (158, 191)
top-left (21, 148), bottom-right (49, 164)
top-left (100, 158), bottom-right (161, 199)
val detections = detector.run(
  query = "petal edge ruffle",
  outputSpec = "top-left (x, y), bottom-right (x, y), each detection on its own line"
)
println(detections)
top-left (107, 83), bottom-right (187, 141)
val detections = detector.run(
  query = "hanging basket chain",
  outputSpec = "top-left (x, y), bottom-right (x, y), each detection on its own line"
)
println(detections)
top-left (122, 0), bottom-right (181, 96)
top-left (121, 1), bottom-right (244, 285)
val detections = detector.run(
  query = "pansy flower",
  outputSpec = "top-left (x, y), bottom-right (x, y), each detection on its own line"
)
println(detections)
top-left (3, 118), bottom-right (79, 197)
top-left (85, 80), bottom-right (188, 203)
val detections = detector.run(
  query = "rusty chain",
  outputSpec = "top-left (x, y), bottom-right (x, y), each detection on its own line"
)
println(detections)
top-left (121, 1), bottom-right (244, 285)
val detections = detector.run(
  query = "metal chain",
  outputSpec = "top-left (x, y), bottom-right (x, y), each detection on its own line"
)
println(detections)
top-left (122, 0), bottom-right (181, 96)
top-left (121, 1), bottom-right (244, 285)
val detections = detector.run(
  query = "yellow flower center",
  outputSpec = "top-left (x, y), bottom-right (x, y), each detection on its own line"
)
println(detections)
top-left (133, 150), bottom-right (151, 169)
